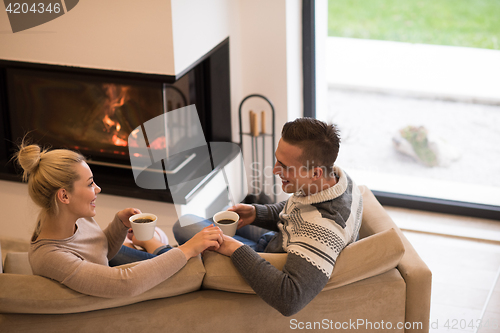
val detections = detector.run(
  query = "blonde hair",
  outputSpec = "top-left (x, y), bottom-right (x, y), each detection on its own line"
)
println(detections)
top-left (14, 141), bottom-right (85, 239)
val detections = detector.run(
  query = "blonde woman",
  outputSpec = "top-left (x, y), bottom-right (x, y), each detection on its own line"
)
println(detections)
top-left (14, 142), bottom-right (223, 297)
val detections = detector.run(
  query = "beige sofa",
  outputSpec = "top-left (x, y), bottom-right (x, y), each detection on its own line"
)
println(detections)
top-left (0, 186), bottom-right (432, 332)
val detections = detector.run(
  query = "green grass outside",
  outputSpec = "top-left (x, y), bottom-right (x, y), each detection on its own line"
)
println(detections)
top-left (328, 0), bottom-right (500, 50)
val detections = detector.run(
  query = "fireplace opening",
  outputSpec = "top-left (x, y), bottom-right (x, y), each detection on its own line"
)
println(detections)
top-left (7, 68), bottom-right (190, 163)
top-left (0, 38), bottom-right (233, 203)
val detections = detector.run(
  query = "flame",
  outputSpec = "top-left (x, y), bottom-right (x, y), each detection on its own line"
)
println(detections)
top-left (97, 85), bottom-right (168, 154)
top-left (128, 128), bottom-right (140, 148)
top-left (112, 134), bottom-right (128, 147)
top-left (103, 84), bottom-right (130, 116)
top-left (101, 84), bottom-right (130, 148)
top-left (149, 136), bottom-right (167, 150)
top-left (102, 114), bottom-right (121, 132)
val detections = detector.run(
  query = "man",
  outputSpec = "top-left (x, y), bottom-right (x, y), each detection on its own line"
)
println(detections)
top-left (174, 117), bottom-right (362, 316)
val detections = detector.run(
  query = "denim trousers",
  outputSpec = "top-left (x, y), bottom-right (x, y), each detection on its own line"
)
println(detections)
top-left (108, 244), bottom-right (173, 267)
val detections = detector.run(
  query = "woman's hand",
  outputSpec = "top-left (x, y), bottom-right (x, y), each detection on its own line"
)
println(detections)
top-left (178, 224), bottom-right (224, 260)
top-left (215, 234), bottom-right (244, 257)
top-left (228, 204), bottom-right (256, 229)
top-left (117, 208), bottom-right (141, 228)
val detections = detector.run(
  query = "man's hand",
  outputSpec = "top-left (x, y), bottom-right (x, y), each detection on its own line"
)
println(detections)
top-left (228, 204), bottom-right (256, 229)
top-left (215, 234), bottom-right (244, 257)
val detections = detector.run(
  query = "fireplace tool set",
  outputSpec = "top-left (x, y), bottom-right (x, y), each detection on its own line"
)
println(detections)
top-left (238, 94), bottom-right (277, 204)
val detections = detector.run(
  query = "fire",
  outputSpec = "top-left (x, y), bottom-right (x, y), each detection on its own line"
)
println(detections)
top-left (98, 84), bottom-right (168, 154)
top-left (149, 136), bottom-right (167, 150)
top-left (102, 114), bottom-right (121, 132)
top-left (128, 128), bottom-right (140, 148)
top-left (112, 134), bottom-right (128, 147)
top-left (103, 84), bottom-right (130, 115)
top-left (101, 84), bottom-right (130, 147)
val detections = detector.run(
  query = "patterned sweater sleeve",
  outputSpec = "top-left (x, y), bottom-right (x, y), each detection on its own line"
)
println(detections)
top-left (230, 245), bottom-right (329, 316)
top-left (251, 201), bottom-right (287, 231)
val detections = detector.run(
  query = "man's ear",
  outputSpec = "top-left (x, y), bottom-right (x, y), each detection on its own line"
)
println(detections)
top-left (57, 188), bottom-right (70, 204)
top-left (312, 167), bottom-right (324, 180)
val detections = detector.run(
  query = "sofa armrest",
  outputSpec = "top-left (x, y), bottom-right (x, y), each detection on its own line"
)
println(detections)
top-left (359, 185), bottom-right (432, 333)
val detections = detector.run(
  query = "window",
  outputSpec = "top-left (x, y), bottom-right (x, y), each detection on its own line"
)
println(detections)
top-left (310, 0), bottom-right (500, 219)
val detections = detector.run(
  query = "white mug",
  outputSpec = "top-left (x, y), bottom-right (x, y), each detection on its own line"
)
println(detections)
top-left (213, 211), bottom-right (239, 236)
top-left (129, 213), bottom-right (158, 241)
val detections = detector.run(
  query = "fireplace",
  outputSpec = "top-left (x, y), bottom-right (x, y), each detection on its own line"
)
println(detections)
top-left (0, 39), bottom-right (235, 204)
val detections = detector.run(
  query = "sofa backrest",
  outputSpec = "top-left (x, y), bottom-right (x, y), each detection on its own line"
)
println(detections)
top-left (3, 252), bottom-right (32, 275)
top-left (0, 255), bottom-right (206, 314)
top-left (202, 227), bottom-right (405, 293)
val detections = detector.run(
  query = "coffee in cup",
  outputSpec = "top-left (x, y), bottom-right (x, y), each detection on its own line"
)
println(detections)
top-left (129, 213), bottom-right (158, 241)
top-left (213, 211), bottom-right (239, 236)
top-left (133, 218), bottom-right (155, 223)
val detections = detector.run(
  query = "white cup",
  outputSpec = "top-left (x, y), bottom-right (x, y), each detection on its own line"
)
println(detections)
top-left (129, 213), bottom-right (158, 241)
top-left (213, 211), bottom-right (239, 237)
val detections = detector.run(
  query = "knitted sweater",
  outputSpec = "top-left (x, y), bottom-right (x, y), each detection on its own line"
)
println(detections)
top-left (28, 215), bottom-right (187, 298)
top-left (230, 166), bottom-right (362, 316)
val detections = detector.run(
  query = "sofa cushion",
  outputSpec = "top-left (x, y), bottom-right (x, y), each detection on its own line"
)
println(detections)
top-left (3, 252), bottom-right (33, 275)
top-left (0, 255), bottom-right (206, 314)
top-left (202, 227), bottom-right (405, 293)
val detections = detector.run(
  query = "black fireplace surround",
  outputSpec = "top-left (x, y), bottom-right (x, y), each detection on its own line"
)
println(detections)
top-left (0, 38), bottom-right (234, 204)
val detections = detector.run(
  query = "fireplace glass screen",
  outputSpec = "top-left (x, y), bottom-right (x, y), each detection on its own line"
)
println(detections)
top-left (7, 68), bottom-right (191, 163)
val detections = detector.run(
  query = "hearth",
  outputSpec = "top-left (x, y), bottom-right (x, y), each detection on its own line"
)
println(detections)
top-left (0, 39), bottom-right (234, 204)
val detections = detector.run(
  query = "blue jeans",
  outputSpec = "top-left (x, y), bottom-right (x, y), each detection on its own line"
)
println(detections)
top-left (109, 245), bottom-right (173, 267)
top-left (173, 214), bottom-right (276, 252)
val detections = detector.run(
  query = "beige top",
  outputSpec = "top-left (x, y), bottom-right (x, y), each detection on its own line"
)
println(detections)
top-left (28, 215), bottom-right (187, 298)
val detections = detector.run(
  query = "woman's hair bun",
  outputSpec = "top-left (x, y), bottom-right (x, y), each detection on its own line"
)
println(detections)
top-left (15, 143), bottom-right (44, 181)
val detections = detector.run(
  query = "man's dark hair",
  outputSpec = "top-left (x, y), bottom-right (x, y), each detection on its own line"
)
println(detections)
top-left (281, 117), bottom-right (340, 178)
